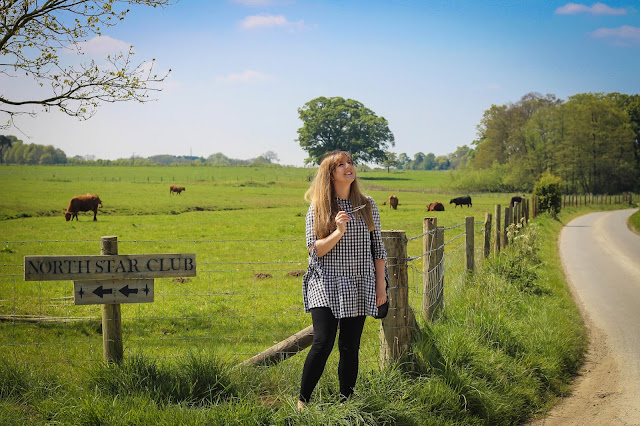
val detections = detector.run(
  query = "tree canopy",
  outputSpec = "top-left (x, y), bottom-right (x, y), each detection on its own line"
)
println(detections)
top-left (470, 92), bottom-right (639, 193)
top-left (0, 0), bottom-right (175, 127)
top-left (296, 96), bottom-right (395, 165)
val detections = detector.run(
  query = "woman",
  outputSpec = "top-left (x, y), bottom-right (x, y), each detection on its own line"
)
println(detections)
top-left (298, 150), bottom-right (387, 409)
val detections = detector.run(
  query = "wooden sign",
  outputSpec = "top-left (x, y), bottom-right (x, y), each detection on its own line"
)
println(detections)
top-left (24, 253), bottom-right (196, 281)
top-left (74, 279), bottom-right (154, 305)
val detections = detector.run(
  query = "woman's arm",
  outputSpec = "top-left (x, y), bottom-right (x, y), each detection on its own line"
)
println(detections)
top-left (369, 197), bottom-right (388, 306)
top-left (312, 210), bottom-right (351, 257)
top-left (375, 258), bottom-right (387, 306)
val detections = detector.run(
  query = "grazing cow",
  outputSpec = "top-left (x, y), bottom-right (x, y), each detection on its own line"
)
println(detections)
top-left (388, 195), bottom-right (398, 210)
top-left (510, 195), bottom-right (523, 207)
top-left (170, 185), bottom-right (186, 195)
top-left (427, 201), bottom-right (445, 211)
top-left (449, 195), bottom-right (472, 208)
top-left (65, 194), bottom-right (102, 221)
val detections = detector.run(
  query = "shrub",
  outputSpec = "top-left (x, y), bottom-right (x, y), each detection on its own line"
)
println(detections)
top-left (533, 171), bottom-right (562, 217)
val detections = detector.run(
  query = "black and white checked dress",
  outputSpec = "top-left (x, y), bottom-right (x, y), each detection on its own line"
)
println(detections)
top-left (302, 196), bottom-right (386, 319)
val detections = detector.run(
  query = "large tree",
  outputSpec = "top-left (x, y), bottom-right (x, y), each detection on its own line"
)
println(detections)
top-left (296, 96), bottom-right (395, 165)
top-left (474, 92), bottom-right (562, 169)
top-left (559, 93), bottom-right (636, 193)
top-left (382, 150), bottom-right (397, 172)
top-left (0, 0), bottom-right (175, 128)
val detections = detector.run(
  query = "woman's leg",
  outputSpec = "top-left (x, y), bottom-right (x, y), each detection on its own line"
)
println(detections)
top-left (337, 315), bottom-right (366, 401)
top-left (299, 307), bottom-right (338, 403)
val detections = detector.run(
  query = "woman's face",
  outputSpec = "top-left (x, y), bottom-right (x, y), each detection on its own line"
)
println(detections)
top-left (331, 155), bottom-right (355, 186)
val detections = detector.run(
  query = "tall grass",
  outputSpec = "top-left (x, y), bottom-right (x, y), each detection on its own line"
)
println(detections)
top-left (629, 209), bottom-right (640, 234)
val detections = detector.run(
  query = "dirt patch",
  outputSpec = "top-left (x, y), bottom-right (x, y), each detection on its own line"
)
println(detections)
top-left (253, 273), bottom-right (273, 279)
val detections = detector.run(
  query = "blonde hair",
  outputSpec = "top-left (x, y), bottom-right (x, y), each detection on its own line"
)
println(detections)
top-left (304, 151), bottom-right (374, 238)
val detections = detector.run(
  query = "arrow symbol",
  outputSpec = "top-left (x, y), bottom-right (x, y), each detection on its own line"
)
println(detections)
top-left (92, 285), bottom-right (113, 298)
top-left (119, 285), bottom-right (139, 297)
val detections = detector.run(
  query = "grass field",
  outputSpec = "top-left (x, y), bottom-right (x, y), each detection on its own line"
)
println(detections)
top-left (0, 165), bottom-right (487, 367)
top-left (0, 164), bottom-right (636, 424)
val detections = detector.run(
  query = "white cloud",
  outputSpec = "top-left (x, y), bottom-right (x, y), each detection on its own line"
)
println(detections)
top-left (555, 2), bottom-right (627, 15)
top-left (71, 36), bottom-right (132, 56)
top-left (590, 25), bottom-right (640, 46)
top-left (240, 14), bottom-right (305, 31)
top-left (215, 70), bottom-right (272, 83)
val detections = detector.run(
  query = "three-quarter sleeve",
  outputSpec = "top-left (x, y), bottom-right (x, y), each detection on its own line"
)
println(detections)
top-left (305, 204), bottom-right (316, 251)
top-left (369, 197), bottom-right (386, 260)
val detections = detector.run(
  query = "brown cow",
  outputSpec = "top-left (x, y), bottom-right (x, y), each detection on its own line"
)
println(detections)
top-left (427, 201), bottom-right (445, 211)
top-left (387, 195), bottom-right (398, 210)
top-left (170, 185), bottom-right (186, 195)
top-left (65, 194), bottom-right (102, 221)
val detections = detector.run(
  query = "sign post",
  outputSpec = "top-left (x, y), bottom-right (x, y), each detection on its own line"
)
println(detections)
top-left (24, 236), bottom-right (196, 364)
top-left (101, 236), bottom-right (122, 363)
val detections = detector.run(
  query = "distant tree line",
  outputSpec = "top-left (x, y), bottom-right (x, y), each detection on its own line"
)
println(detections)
top-left (0, 133), bottom-right (465, 171)
top-left (0, 137), bottom-right (67, 165)
top-left (0, 138), bottom-right (282, 167)
top-left (393, 145), bottom-right (473, 171)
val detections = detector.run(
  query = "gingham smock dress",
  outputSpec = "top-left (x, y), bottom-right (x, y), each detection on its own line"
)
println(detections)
top-left (302, 196), bottom-right (387, 319)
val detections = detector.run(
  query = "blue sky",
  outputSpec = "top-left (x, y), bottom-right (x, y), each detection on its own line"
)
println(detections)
top-left (4, 0), bottom-right (640, 166)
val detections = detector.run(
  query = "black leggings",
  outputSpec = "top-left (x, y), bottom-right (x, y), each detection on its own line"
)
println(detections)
top-left (299, 307), bottom-right (366, 403)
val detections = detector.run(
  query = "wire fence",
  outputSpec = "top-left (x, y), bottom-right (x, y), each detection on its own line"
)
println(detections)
top-left (0, 210), bottom-right (509, 378)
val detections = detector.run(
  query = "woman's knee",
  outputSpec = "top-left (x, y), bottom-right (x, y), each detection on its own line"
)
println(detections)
top-left (311, 335), bottom-right (336, 357)
top-left (337, 339), bottom-right (360, 356)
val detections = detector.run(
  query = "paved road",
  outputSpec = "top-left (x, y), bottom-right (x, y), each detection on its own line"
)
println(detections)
top-left (559, 208), bottom-right (640, 423)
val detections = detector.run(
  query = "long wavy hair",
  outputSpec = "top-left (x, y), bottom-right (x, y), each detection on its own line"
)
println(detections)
top-left (304, 151), bottom-right (374, 238)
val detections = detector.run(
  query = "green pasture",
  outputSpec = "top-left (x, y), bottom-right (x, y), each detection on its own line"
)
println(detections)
top-left (1, 164), bottom-right (635, 424)
top-left (0, 165), bottom-right (492, 370)
top-left (0, 165), bottom-right (453, 220)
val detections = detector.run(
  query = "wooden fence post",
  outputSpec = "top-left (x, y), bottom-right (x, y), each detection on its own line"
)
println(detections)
top-left (380, 230), bottom-right (412, 366)
top-left (423, 218), bottom-right (441, 321)
top-left (436, 225), bottom-right (444, 311)
top-left (494, 204), bottom-right (501, 255)
top-left (518, 201), bottom-right (524, 225)
top-left (466, 217), bottom-right (474, 272)
top-left (503, 207), bottom-right (512, 247)
top-left (100, 236), bottom-right (123, 364)
top-left (483, 213), bottom-right (492, 259)
top-left (531, 197), bottom-right (536, 219)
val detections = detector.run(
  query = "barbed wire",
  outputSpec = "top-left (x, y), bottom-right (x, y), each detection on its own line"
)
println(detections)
top-left (1, 238), bottom-right (303, 244)
top-left (1, 215), bottom-right (533, 373)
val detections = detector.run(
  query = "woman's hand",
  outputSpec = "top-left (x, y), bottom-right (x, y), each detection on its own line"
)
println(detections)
top-left (335, 210), bottom-right (351, 234)
top-left (375, 280), bottom-right (387, 307)
top-left (314, 211), bottom-right (350, 257)
top-left (374, 258), bottom-right (387, 307)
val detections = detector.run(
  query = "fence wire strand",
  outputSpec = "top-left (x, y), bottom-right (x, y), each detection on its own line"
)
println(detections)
top-left (1, 211), bottom-right (535, 377)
